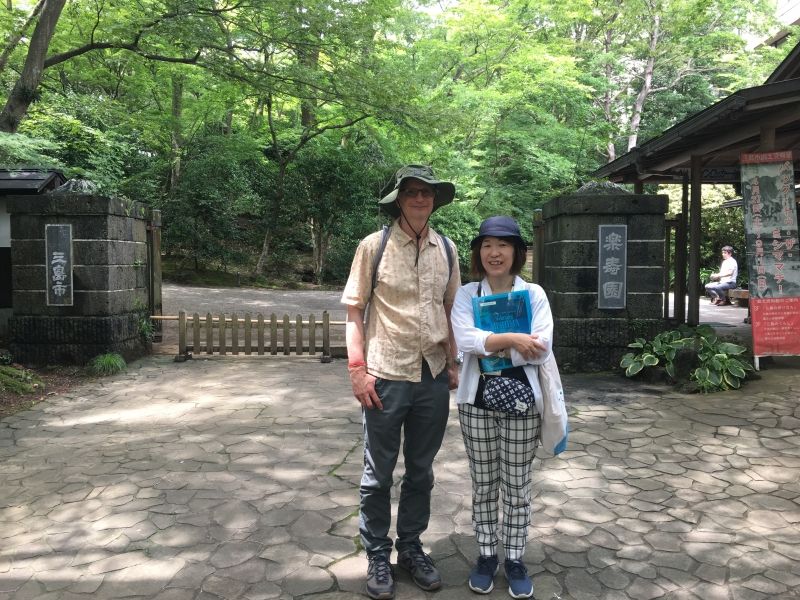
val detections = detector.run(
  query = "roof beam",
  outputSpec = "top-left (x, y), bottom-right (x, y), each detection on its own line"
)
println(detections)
top-left (642, 103), bottom-right (800, 173)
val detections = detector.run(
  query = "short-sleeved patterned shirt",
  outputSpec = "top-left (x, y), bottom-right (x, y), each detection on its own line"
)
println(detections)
top-left (341, 222), bottom-right (461, 382)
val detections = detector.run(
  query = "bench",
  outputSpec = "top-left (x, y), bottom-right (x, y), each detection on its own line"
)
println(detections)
top-left (726, 288), bottom-right (749, 307)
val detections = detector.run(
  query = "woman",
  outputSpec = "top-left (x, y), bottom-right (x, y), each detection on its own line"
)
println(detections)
top-left (451, 216), bottom-right (555, 599)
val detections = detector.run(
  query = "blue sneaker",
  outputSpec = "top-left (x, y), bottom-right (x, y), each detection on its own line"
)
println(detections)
top-left (504, 559), bottom-right (533, 599)
top-left (469, 555), bottom-right (499, 594)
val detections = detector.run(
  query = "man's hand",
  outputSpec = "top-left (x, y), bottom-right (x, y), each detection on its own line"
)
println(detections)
top-left (348, 365), bottom-right (383, 410)
top-left (446, 363), bottom-right (459, 390)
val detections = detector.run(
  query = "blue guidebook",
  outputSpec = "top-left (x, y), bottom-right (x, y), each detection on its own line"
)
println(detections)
top-left (472, 290), bottom-right (533, 372)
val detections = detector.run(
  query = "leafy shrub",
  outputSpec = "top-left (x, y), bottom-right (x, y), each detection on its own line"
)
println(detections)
top-left (87, 353), bottom-right (127, 376)
top-left (621, 324), bottom-right (753, 393)
top-left (0, 351), bottom-right (12, 366)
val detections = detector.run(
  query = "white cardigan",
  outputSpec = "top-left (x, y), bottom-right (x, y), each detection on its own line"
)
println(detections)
top-left (452, 277), bottom-right (553, 404)
top-left (452, 276), bottom-right (568, 454)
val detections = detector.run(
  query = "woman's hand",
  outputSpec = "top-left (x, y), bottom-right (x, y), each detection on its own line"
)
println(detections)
top-left (506, 333), bottom-right (546, 360)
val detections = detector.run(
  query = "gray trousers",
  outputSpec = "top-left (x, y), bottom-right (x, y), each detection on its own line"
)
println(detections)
top-left (359, 361), bottom-right (450, 557)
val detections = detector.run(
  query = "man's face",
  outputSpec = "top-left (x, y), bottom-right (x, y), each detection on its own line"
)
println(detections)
top-left (396, 178), bottom-right (435, 220)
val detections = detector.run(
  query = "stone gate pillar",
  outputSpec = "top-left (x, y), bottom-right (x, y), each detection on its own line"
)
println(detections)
top-left (541, 186), bottom-right (668, 371)
top-left (7, 193), bottom-right (151, 364)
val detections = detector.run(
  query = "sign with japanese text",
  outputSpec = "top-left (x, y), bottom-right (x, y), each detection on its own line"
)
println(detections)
top-left (45, 224), bottom-right (73, 306)
top-left (597, 224), bottom-right (627, 309)
top-left (740, 151), bottom-right (800, 356)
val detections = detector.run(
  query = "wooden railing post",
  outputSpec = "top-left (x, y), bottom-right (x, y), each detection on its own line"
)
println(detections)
top-left (322, 311), bottom-right (332, 363)
top-left (178, 310), bottom-right (187, 357)
top-left (283, 315), bottom-right (290, 355)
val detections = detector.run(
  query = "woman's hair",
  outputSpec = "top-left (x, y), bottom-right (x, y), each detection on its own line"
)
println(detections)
top-left (722, 245), bottom-right (734, 254)
top-left (470, 237), bottom-right (527, 279)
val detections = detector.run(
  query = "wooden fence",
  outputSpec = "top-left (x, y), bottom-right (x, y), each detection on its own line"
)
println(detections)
top-left (167, 311), bottom-right (341, 360)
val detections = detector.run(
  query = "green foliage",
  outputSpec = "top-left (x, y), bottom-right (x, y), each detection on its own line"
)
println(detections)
top-left (87, 353), bottom-right (127, 377)
top-left (430, 201), bottom-right (483, 279)
top-left (0, 0), bottom-right (789, 285)
top-left (620, 324), bottom-right (753, 393)
top-left (691, 325), bottom-right (753, 393)
top-left (620, 329), bottom-right (694, 379)
top-left (0, 351), bottom-right (12, 366)
top-left (0, 132), bottom-right (64, 170)
top-left (0, 365), bottom-right (44, 395)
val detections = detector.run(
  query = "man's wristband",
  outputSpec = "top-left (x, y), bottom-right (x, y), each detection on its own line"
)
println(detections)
top-left (348, 360), bottom-right (366, 369)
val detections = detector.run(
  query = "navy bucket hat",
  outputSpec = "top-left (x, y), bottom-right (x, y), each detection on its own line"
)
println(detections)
top-left (470, 216), bottom-right (528, 248)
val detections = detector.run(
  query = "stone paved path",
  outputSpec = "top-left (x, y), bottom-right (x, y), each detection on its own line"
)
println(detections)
top-left (1, 355), bottom-right (799, 599)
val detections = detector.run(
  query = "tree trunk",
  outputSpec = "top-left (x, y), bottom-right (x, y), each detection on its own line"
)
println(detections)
top-left (603, 28), bottom-right (616, 163)
top-left (627, 14), bottom-right (660, 152)
top-left (310, 217), bottom-right (329, 285)
top-left (254, 160), bottom-right (286, 275)
top-left (169, 75), bottom-right (184, 192)
top-left (0, 0), bottom-right (67, 132)
top-left (0, 0), bottom-right (45, 76)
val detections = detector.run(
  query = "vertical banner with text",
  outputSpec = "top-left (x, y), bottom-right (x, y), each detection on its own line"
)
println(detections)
top-left (740, 151), bottom-right (800, 357)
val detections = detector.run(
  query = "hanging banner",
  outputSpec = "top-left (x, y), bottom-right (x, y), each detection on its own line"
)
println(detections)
top-left (740, 151), bottom-right (800, 357)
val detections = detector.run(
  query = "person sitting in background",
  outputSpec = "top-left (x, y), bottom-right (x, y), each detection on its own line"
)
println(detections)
top-left (705, 245), bottom-right (738, 306)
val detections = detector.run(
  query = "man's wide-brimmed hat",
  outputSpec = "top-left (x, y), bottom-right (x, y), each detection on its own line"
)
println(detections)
top-left (378, 164), bottom-right (455, 218)
top-left (470, 215), bottom-right (529, 248)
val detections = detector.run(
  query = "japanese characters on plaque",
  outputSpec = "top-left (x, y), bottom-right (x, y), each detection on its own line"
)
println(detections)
top-left (45, 224), bottom-right (73, 306)
top-left (740, 151), bottom-right (800, 357)
top-left (597, 224), bottom-right (627, 309)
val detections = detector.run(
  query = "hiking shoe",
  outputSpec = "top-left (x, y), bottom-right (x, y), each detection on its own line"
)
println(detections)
top-left (504, 559), bottom-right (533, 599)
top-left (468, 555), bottom-right (499, 594)
top-left (397, 544), bottom-right (442, 591)
top-left (366, 553), bottom-right (395, 600)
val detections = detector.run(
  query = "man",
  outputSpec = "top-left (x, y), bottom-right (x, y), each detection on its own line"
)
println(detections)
top-left (705, 245), bottom-right (738, 306)
top-left (341, 164), bottom-right (461, 600)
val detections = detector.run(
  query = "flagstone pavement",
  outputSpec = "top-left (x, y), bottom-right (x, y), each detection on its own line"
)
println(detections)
top-left (1, 354), bottom-right (799, 600)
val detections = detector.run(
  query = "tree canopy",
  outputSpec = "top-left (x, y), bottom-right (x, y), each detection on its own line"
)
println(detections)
top-left (0, 0), bottom-right (793, 283)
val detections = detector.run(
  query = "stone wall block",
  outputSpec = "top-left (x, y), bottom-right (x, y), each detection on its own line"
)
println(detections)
top-left (8, 193), bottom-right (151, 365)
top-left (542, 194), bottom-right (668, 219)
top-left (544, 214), bottom-right (666, 241)
top-left (12, 288), bottom-right (147, 317)
top-left (548, 291), bottom-right (664, 319)
top-left (7, 194), bottom-right (148, 219)
top-left (10, 240), bottom-right (43, 264)
top-left (9, 338), bottom-right (147, 365)
top-left (10, 314), bottom-right (140, 344)
top-left (544, 267), bottom-right (663, 293)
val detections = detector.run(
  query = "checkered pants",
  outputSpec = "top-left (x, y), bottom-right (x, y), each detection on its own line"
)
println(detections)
top-left (458, 402), bottom-right (541, 561)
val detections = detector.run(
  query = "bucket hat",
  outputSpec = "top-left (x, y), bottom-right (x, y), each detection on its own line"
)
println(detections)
top-left (378, 164), bottom-right (455, 218)
top-left (470, 216), bottom-right (528, 248)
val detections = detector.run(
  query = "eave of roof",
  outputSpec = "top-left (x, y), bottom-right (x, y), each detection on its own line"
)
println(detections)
top-left (592, 78), bottom-right (800, 184)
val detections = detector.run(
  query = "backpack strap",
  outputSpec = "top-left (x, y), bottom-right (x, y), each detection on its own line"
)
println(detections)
top-left (370, 225), bottom-right (391, 294)
top-left (370, 226), bottom-right (454, 297)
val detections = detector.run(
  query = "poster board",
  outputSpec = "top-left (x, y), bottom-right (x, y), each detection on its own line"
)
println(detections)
top-left (740, 151), bottom-right (800, 358)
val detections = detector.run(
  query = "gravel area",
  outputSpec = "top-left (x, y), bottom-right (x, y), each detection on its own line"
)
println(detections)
top-left (162, 283), bottom-right (346, 320)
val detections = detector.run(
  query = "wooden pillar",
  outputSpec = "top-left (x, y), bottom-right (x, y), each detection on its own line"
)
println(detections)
top-left (760, 126), bottom-right (776, 151)
top-left (634, 180), bottom-right (644, 194)
top-left (673, 174), bottom-right (689, 324)
top-left (688, 155), bottom-right (702, 326)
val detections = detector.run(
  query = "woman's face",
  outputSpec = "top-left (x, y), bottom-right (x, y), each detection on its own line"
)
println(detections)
top-left (480, 236), bottom-right (515, 278)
